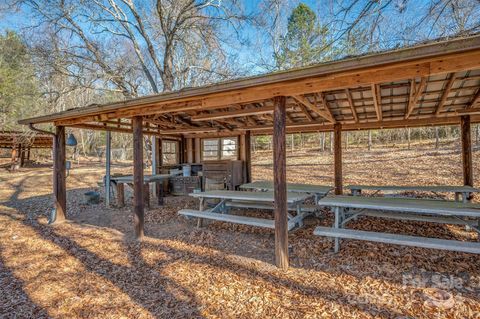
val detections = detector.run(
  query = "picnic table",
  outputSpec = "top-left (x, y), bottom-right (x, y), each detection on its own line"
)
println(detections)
top-left (346, 185), bottom-right (480, 202)
top-left (315, 195), bottom-right (480, 254)
top-left (112, 174), bottom-right (173, 207)
top-left (179, 190), bottom-right (311, 230)
top-left (240, 181), bottom-right (333, 203)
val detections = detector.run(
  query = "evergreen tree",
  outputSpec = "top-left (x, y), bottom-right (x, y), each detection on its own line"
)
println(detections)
top-left (0, 31), bottom-right (40, 130)
top-left (275, 3), bottom-right (328, 69)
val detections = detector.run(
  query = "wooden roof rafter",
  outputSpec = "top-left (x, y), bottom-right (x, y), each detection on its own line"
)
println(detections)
top-left (371, 84), bottom-right (383, 121)
top-left (344, 89), bottom-right (359, 123)
top-left (405, 77), bottom-right (427, 119)
top-left (435, 72), bottom-right (458, 116)
top-left (291, 94), bottom-right (335, 123)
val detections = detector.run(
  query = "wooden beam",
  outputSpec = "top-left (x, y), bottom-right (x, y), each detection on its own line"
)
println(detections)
top-left (435, 73), bottom-right (457, 115)
top-left (461, 116), bottom-right (473, 199)
top-left (466, 88), bottom-right (480, 109)
top-left (317, 93), bottom-right (337, 124)
top-left (291, 95), bottom-right (335, 123)
top-left (371, 84), bottom-right (382, 121)
top-left (132, 116), bottom-right (144, 239)
top-left (295, 101), bottom-right (314, 122)
top-left (191, 106), bottom-right (274, 121)
top-left (344, 89), bottom-right (359, 123)
top-left (405, 77), bottom-right (427, 119)
top-left (52, 126), bottom-right (66, 223)
top-left (70, 123), bottom-right (160, 136)
top-left (194, 137), bottom-right (201, 163)
top-left (334, 123), bottom-right (343, 195)
top-left (273, 96), bottom-right (288, 270)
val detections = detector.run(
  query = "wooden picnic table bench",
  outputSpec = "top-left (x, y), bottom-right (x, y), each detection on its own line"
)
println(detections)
top-left (240, 181), bottom-right (333, 203)
top-left (179, 190), bottom-right (311, 230)
top-left (112, 174), bottom-right (173, 207)
top-left (315, 196), bottom-right (480, 254)
top-left (346, 185), bottom-right (480, 202)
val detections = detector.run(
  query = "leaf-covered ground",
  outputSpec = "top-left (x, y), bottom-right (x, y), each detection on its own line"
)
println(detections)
top-left (1, 142), bottom-right (479, 318)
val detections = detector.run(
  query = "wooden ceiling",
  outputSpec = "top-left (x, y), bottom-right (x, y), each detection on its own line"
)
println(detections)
top-left (18, 35), bottom-right (480, 137)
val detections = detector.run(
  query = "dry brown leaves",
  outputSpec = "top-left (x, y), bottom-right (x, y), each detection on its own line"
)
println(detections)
top-left (1, 144), bottom-right (479, 318)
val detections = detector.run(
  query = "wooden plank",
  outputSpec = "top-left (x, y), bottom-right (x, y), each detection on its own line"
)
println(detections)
top-left (318, 195), bottom-right (480, 217)
top-left (313, 227), bottom-right (480, 254)
top-left (52, 126), bottom-right (66, 223)
top-left (345, 185), bottom-right (480, 192)
top-left (226, 201), bottom-right (318, 213)
top-left (132, 116), bottom-right (144, 239)
top-left (361, 210), bottom-right (478, 226)
top-left (334, 123), bottom-right (343, 195)
top-left (466, 88), bottom-right (480, 109)
top-left (435, 73), bottom-right (457, 115)
top-left (273, 95), bottom-right (288, 270)
top-left (461, 115), bottom-right (473, 200)
top-left (191, 106), bottom-right (274, 121)
top-left (189, 190), bottom-right (308, 203)
top-left (179, 209), bottom-right (284, 229)
top-left (240, 181), bottom-right (333, 194)
top-left (344, 89), bottom-right (359, 123)
top-left (405, 77), bottom-right (427, 119)
top-left (371, 84), bottom-right (382, 121)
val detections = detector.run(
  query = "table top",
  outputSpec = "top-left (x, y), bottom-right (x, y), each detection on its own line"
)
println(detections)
top-left (240, 181), bottom-right (333, 194)
top-left (345, 185), bottom-right (480, 193)
top-left (189, 190), bottom-right (309, 204)
top-left (111, 174), bottom-right (172, 183)
top-left (318, 195), bottom-right (480, 217)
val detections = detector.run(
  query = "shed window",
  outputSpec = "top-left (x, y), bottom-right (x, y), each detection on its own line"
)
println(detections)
top-left (202, 137), bottom-right (238, 161)
top-left (162, 140), bottom-right (179, 165)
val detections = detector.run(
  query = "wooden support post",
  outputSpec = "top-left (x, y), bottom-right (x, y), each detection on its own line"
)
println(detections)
top-left (20, 146), bottom-right (25, 167)
top-left (194, 137), bottom-right (201, 163)
top-left (116, 183), bottom-right (125, 207)
top-left (132, 116), bottom-right (144, 239)
top-left (273, 96), bottom-right (288, 270)
top-left (245, 131), bottom-right (252, 183)
top-left (10, 147), bottom-right (17, 170)
top-left (153, 137), bottom-right (164, 205)
top-left (105, 131), bottom-right (111, 207)
top-left (186, 138), bottom-right (193, 163)
top-left (27, 147), bottom-right (31, 161)
top-left (180, 136), bottom-right (186, 164)
top-left (461, 116), bottom-right (473, 200)
top-left (53, 126), bottom-right (66, 223)
top-left (334, 124), bottom-right (343, 195)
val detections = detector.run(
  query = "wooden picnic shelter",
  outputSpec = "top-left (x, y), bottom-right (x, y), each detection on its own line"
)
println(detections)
top-left (0, 130), bottom-right (53, 168)
top-left (18, 35), bottom-right (480, 269)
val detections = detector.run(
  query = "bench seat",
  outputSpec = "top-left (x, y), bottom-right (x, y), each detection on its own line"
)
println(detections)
top-left (225, 201), bottom-right (318, 213)
top-left (179, 209), bottom-right (297, 230)
top-left (314, 226), bottom-right (480, 254)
